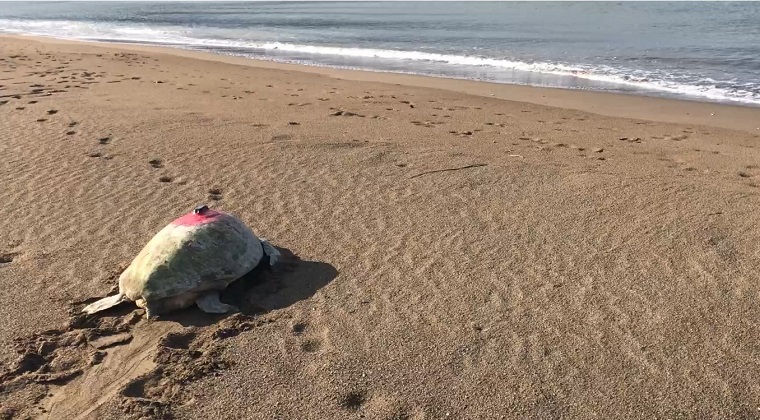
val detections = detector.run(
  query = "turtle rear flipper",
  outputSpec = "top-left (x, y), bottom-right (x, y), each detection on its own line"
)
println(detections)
top-left (82, 293), bottom-right (127, 314)
top-left (196, 291), bottom-right (237, 314)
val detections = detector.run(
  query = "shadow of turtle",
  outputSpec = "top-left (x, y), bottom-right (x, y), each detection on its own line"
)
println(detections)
top-left (222, 245), bottom-right (337, 314)
top-left (161, 246), bottom-right (337, 327)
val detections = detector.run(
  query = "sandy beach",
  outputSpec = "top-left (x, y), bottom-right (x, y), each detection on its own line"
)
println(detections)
top-left (2, 35), bottom-right (760, 419)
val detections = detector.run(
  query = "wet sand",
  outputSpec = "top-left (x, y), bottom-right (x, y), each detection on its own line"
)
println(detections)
top-left (1, 35), bottom-right (760, 419)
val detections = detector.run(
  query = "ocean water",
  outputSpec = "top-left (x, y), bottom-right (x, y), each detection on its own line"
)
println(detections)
top-left (1, 1), bottom-right (759, 106)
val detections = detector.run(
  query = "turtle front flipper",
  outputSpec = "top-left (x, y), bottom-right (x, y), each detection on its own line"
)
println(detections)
top-left (260, 238), bottom-right (281, 266)
top-left (82, 293), bottom-right (127, 314)
top-left (196, 291), bottom-right (238, 314)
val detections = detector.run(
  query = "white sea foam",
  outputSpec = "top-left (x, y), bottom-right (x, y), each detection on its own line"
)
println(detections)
top-left (2, 19), bottom-right (758, 106)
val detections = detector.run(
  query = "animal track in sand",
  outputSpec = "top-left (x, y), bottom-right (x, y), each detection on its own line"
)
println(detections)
top-left (291, 322), bottom-right (307, 335)
top-left (330, 110), bottom-right (364, 117)
top-left (271, 134), bottom-right (292, 141)
top-left (46, 109), bottom-right (57, 115)
top-left (449, 130), bottom-right (473, 137)
top-left (158, 176), bottom-right (173, 183)
top-left (117, 322), bottom-right (241, 418)
top-left (0, 296), bottom-right (148, 418)
top-left (412, 120), bottom-right (442, 128)
top-left (98, 136), bottom-right (112, 145)
top-left (300, 339), bottom-right (321, 353)
top-left (0, 252), bottom-right (18, 265)
top-left (339, 390), bottom-right (368, 411)
top-left (159, 331), bottom-right (196, 350)
top-left (148, 159), bottom-right (163, 169)
top-left (65, 131), bottom-right (76, 136)
top-left (208, 188), bottom-right (223, 201)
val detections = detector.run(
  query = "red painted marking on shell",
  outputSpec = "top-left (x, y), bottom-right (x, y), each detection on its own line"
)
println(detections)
top-left (172, 209), bottom-right (222, 226)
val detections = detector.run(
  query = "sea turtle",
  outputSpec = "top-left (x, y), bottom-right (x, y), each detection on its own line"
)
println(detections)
top-left (82, 204), bottom-right (280, 319)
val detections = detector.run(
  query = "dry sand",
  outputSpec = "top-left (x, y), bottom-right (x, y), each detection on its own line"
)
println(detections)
top-left (1, 35), bottom-right (760, 419)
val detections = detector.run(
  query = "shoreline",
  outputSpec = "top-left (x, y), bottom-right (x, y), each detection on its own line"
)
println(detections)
top-left (6, 34), bottom-right (760, 134)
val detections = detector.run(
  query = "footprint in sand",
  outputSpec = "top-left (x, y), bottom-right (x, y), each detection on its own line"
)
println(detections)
top-left (158, 176), bottom-right (173, 183)
top-left (300, 339), bottom-right (321, 353)
top-left (46, 109), bottom-right (58, 115)
top-left (66, 131), bottom-right (76, 136)
top-left (149, 159), bottom-right (163, 169)
top-left (338, 390), bottom-right (367, 411)
top-left (0, 252), bottom-right (19, 265)
top-left (98, 136), bottom-right (112, 145)
top-left (159, 331), bottom-right (196, 350)
top-left (330, 110), bottom-right (364, 117)
top-left (208, 188), bottom-right (223, 201)
top-left (290, 320), bottom-right (322, 353)
top-left (291, 322), bottom-right (307, 335)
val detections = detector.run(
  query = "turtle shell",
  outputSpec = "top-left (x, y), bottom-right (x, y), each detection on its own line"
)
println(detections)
top-left (118, 207), bottom-right (263, 302)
